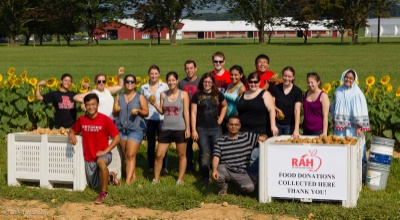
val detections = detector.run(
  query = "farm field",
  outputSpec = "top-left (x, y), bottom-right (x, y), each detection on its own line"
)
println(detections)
top-left (1, 37), bottom-right (400, 90)
top-left (1, 38), bottom-right (400, 219)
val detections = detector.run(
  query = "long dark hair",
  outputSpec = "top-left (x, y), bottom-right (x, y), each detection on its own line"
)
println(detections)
top-left (197, 72), bottom-right (219, 103)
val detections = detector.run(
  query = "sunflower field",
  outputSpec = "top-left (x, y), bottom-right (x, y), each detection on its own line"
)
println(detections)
top-left (1, 67), bottom-right (399, 149)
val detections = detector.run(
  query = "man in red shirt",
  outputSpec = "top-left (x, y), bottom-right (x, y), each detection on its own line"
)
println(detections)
top-left (69, 93), bottom-right (121, 204)
top-left (253, 54), bottom-right (279, 91)
top-left (211, 51), bottom-right (231, 93)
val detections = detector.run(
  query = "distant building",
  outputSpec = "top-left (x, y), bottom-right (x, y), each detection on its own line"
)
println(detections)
top-left (94, 18), bottom-right (340, 41)
top-left (365, 18), bottom-right (400, 37)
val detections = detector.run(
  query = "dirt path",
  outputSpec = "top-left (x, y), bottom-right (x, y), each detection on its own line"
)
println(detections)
top-left (0, 198), bottom-right (297, 220)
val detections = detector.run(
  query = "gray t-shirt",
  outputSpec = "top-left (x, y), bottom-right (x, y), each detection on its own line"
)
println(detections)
top-left (162, 90), bottom-right (185, 131)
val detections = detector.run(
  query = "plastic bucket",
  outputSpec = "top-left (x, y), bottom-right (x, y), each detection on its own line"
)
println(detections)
top-left (368, 136), bottom-right (395, 165)
top-left (366, 162), bottom-right (390, 190)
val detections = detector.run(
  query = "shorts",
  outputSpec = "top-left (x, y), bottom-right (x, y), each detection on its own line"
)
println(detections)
top-left (158, 130), bottom-right (187, 144)
top-left (85, 153), bottom-right (112, 189)
top-left (119, 129), bottom-right (144, 143)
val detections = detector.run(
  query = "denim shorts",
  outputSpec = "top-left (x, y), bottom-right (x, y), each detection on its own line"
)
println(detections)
top-left (119, 129), bottom-right (144, 143)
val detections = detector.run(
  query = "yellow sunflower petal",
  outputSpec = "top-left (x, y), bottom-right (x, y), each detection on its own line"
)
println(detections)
top-left (8, 67), bottom-right (16, 76)
top-left (135, 76), bottom-right (142, 87)
top-left (366, 76), bottom-right (375, 87)
top-left (322, 83), bottom-right (331, 94)
top-left (0, 74), bottom-right (3, 82)
top-left (29, 77), bottom-right (38, 86)
top-left (380, 75), bottom-right (390, 85)
top-left (46, 77), bottom-right (57, 87)
top-left (396, 87), bottom-right (400, 97)
top-left (27, 95), bottom-right (35, 102)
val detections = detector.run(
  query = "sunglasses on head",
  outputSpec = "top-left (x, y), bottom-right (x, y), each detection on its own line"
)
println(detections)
top-left (125, 80), bottom-right (135, 84)
top-left (213, 60), bottom-right (224, 64)
top-left (97, 80), bottom-right (106, 84)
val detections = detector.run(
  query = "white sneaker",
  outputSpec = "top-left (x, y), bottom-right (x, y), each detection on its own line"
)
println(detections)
top-left (152, 179), bottom-right (159, 184)
top-left (176, 179), bottom-right (184, 185)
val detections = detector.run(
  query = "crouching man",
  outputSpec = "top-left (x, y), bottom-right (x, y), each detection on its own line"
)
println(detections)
top-left (212, 116), bottom-right (267, 196)
top-left (69, 93), bottom-right (121, 204)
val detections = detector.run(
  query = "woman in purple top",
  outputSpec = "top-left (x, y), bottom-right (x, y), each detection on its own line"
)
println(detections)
top-left (302, 72), bottom-right (330, 137)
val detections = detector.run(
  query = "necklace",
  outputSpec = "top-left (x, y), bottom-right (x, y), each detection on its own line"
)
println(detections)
top-left (168, 90), bottom-right (179, 102)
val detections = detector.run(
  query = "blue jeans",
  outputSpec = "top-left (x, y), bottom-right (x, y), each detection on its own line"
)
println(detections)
top-left (146, 120), bottom-right (168, 169)
top-left (197, 127), bottom-right (222, 180)
top-left (277, 123), bottom-right (293, 135)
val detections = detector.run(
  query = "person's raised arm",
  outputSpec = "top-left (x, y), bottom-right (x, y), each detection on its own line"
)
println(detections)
top-left (320, 92), bottom-right (330, 138)
top-left (35, 80), bottom-right (47, 101)
top-left (107, 67), bottom-right (124, 94)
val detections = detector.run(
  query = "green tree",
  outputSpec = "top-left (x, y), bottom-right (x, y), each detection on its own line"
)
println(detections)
top-left (0, 0), bottom-right (34, 45)
top-left (133, 0), bottom-right (166, 44)
top-left (223, 0), bottom-right (281, 44)
top-left (281, 0), bottom-right (319, 44)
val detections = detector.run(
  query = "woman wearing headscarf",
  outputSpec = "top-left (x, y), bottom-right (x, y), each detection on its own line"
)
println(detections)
top-left (331, 69), bottom-right (370, 182)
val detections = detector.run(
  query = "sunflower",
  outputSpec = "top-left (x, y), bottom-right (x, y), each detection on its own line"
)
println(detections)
top-left (46, 77), bottom-right (57, 87)
top-left (0, 74), bottom-right (3, 82)
top-left (366, 76), bottom-right (375, 87)
top-left (106, 76), bottom-right (113, 82)
top-left (80, 77), bottom-right (90, 84)
top-left (356, 79), bottom-right (359, 86)
top-left (29, 77), bottom-right (38, 86)
top-left (160, 78), bottom-right (167, 83)
top-left (56, 82), bottom-right (61, 90)
top-left (384, 83), bottom-right (393, 93)
top-left (322, 83), bottom-right (331, 94)
top-left (136, 76), bottom-right (142, 87)
top-left (8, 67), bottom-right (16, 76)
top-left (331, 80), bottom-right (340, 89)
top-left (31, 88), bottom-right (35, 95)
top-left (112, 75), bottom-right (118, 83)
top-left (20, 71), bottom-right (28, 82)
top-left (71, 83), bottom-right (76, 90)
top-left (79, 86), bottom-right (89, 93)
top-left (143, 76), bottom-right (150, 84)
top-left (106, 81), bottom-right (116, 88)
top-left (380, 75), bottom-right (390, 85)
top-left (27, 95), bottom-right (35, 102)
top-left (396, 87), bottom-right (400, 97)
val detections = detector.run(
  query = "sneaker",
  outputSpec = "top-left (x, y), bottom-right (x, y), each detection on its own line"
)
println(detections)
top-left (95, 192), bottom-right (108, 204)
top-left (109, 171), bottom-right (121, 186)
top-left (176, 179), bottom-right (184, 185)
top-left (218, 189), bottom-right (228, 196)
top-left (162, 168), bottom-right (169, 174)
top-left (152, 179), bottom-right (159, 184)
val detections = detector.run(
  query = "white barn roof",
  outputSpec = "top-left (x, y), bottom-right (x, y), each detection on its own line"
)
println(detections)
top-left (365, 18), bottom-right (400, 37)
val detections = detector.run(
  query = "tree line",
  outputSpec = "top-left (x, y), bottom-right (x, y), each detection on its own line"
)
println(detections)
top-left (1, 0), bottom-right (399, 46)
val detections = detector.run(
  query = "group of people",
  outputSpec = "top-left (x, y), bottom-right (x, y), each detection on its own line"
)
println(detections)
top-left (35, 52), bottom-right (370, 203)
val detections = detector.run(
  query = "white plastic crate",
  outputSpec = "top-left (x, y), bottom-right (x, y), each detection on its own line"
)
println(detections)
top-left (259, 135), bottom-right (363, 208)
top-left (7, 133), bottom-right (87, 191)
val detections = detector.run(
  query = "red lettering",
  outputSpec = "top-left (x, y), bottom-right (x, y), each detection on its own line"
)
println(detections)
top-left (165, 106), bottom-right (179, 116)
top-left (292, 158), bottom-right (298, 166)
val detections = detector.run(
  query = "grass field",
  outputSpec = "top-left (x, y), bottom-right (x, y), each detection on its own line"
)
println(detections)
top-left (1, 37), bottom-right (400, 90)
top-left (1, 38), bottom-right (400, 218)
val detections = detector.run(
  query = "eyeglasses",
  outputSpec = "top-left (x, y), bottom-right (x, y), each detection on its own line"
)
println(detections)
top-left (248, 80), bottom-right (259, 84)
top-left (228, 123), bottom-right (240, 126)
top-left (97, 80), bottom-right (106, 84)
top-left (125, 80), bottom-right (135, 84)
top-left (203, 81), bottom-right (213, 84)
top-left (213, 60), bottom-right (224, 64)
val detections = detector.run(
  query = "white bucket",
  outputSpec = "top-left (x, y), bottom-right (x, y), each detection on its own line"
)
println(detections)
top-left (368, 136), bottom-right (395, 166)
top-left (366, 162), bottom-right (390, 190)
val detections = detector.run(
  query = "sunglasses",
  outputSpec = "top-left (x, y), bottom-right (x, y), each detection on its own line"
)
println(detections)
top-left (248, 80), bottom-right (259, 84)
top-left (97, 80), bottom-right (106, 84)
top-left (213, 60), bottom-right (224, 64)
top-left (125, 80), bottom-right (135, 84)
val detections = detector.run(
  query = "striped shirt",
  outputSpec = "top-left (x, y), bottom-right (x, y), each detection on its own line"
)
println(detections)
top-left (213, 132), bottom-right (260, 173)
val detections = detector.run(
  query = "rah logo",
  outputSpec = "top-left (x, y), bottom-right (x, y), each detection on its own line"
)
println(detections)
top-left (292, 149), bottom-right (322, 172)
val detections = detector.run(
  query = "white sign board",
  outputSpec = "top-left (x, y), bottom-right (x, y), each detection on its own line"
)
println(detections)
top-left (267, 144), bottom-right (347, 200)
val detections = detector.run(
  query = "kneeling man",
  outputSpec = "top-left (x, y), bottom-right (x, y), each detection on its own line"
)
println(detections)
top-left (69, 93), bottom-right (121, 204)
top-left (212, 116), bottom-right (267, 196)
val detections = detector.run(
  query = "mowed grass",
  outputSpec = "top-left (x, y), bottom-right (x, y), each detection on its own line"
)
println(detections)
top-left (1, 140), bottom-right (400, 219)
top-left (1, 37), bottom-right (400, 90)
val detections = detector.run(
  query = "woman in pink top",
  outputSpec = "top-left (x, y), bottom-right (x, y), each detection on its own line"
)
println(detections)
top-left (302, 72), bottom-right (330, 137)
